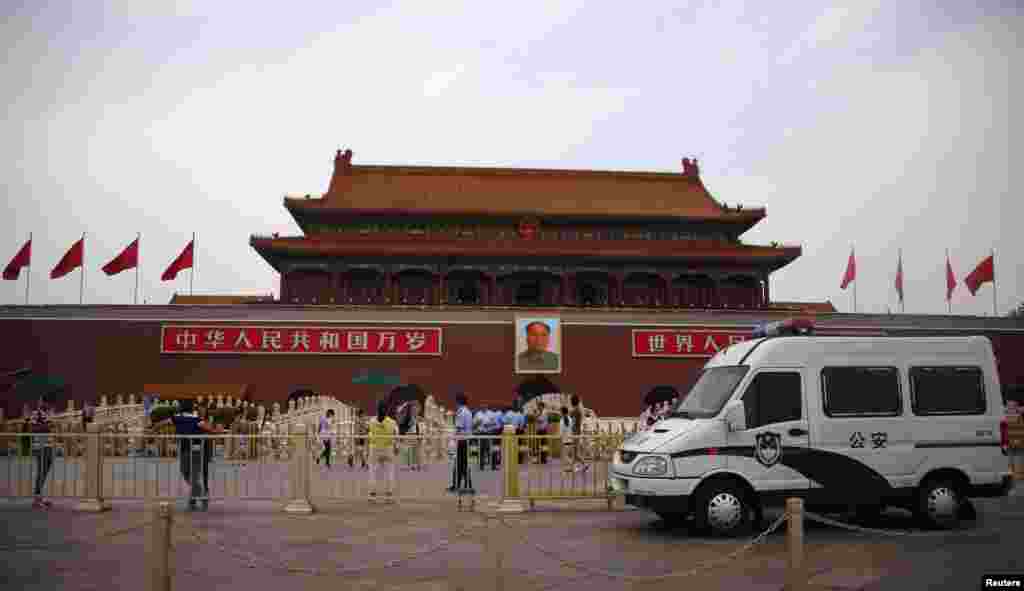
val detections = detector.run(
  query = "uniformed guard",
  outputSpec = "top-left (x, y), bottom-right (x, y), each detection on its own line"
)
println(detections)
top-left (449, 393), bottom-right (474, 493)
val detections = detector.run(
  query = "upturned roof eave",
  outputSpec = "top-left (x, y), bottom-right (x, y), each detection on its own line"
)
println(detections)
top-left (283, 197), bottom-right (767, 225)
top-left (249, 235), bottom-right (801, 272)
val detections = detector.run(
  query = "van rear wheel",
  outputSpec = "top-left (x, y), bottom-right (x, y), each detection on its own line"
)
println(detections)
top-left (693, 483), bottom-right (753, 537)
top-left (916, 478), bottom-right (962, 530)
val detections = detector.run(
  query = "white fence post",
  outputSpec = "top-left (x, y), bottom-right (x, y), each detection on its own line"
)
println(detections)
top-left (75, 423), bottom-right (110, 512)
top-left (284, 423), bottom-right (314, 514)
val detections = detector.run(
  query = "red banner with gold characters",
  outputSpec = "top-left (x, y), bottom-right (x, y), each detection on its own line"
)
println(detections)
top-left (161, 326), bottom-right (443, 356)
top-left (632, 329), bottom-right (750, 358)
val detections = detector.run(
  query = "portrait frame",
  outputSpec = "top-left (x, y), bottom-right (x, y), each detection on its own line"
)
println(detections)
top-left (514, 315), bottom-right (562, 375)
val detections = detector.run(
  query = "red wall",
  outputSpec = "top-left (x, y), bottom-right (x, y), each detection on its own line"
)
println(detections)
top-left (3, 317), bottom-right (1022, 418)
top-left (1, 319), bottom-right (706, 418)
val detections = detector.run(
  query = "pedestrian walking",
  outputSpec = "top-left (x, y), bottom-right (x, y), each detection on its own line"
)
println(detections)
top-left (349, 408), bottom-right (368, 469)
top-left (449, 393), bottom-right (474, 493)
top-left (535, 401), bottom-right (550, 464)
top-left (367, 400), bottom-right (398, 501)
top-left (29, 398), bottom-right (54, 509)
top-left (316, 409), bottom-right (335, 468)
top-left (569, 395), bottom-right (588, 472)
top-left (560, 405), bottom-right (575, 473)
top-left (399, 401), bottom-right (423, 471)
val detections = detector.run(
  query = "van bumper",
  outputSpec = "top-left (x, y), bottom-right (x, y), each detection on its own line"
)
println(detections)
top-left (968, 475), bottom-right (1014, 498)
top-left (625, 493), bottom-right (691, 515)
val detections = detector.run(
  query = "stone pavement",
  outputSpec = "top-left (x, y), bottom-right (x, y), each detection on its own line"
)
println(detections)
top-left (0, 496), bottom-right (939, 591)
top-left (6, 487), bottom-right (1024, 590)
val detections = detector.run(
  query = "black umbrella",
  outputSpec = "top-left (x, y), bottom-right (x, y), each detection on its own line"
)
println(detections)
top-left (643, 385), bottom-right (679, 407)
top-left (516, 376), bottom-right (561, 405)
top-left (13, 374), bottom-right (67, 404)
top-left (385, 384), bottom-right (425, 418)
top-left (3, 367), bottom-right (32, 379)
top-left (388, 384), bottom-right (425, 405)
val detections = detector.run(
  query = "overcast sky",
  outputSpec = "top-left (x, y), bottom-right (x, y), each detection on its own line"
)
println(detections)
top-left (1, 1), bottom-right (1019, 316)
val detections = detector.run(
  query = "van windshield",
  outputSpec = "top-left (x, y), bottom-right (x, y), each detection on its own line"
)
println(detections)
top-left (670, 366), bottom-right (749, 419)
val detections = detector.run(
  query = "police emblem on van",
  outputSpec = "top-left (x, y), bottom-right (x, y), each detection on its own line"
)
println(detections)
top-left (755, 432), bottom-right (782, 467)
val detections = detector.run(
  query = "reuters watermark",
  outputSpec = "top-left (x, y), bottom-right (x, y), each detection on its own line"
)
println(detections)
top-left (983, 574), bottom-right (1024, 589)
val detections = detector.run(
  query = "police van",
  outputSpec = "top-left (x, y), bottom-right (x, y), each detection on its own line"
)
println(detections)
top-left (611, 319), bottom-right (1014, 536)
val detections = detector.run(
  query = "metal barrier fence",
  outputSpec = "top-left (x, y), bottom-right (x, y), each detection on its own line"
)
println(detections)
top-left (0, 425), bottom-right (625, 511)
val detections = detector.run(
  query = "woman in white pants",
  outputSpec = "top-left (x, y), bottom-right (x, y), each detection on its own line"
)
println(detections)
top-left (367, 401), bottom-right (399, 501)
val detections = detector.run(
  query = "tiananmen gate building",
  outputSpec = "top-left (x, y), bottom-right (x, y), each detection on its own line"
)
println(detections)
top-left (2, 151), bottom-right (1023, 416)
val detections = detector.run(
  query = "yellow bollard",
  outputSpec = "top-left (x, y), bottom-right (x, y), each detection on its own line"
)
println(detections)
top-left (497, 425), bottom-right (524, 513)
top-left (786, 497), bottom-right (805, 591)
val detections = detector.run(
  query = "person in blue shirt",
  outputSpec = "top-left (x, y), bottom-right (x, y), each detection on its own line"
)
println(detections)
top-left (449, 393), bottom-right (474, 493)
top-left (488, 408), bottom-right (505, 469)
top-left (477, 405), bottom-right (497, 471)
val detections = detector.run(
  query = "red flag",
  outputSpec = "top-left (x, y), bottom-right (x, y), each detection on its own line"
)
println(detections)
top-left (102, 238), bottom-right (139, 276)
top-left (894, 252), bottom-right (903, 302)
top-left (3, 239), bottom-right (31, 280)
top-left (945, 255), bottom-right (956, 301)
top-left (51, 238), bottom-right (84, 279)
top-left (839, 249), bottom-right (856, 289)
top-left (161, 240), bottom-right (194, 281)
top-left (964, 255), bottom-right (994, 296)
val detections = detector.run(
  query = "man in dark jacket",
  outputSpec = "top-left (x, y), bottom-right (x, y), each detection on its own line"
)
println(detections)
top-left (155, 400), bottom-right (224, 511)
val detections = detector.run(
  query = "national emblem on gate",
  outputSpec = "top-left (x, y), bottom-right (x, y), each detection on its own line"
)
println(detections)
top-left (754, 431), bottom-right (783, 468)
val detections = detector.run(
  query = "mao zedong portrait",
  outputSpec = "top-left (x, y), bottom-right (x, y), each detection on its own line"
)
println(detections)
top-left (517, 320), bottom-right (560, 372)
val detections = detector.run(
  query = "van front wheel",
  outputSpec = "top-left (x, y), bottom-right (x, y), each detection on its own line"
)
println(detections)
top-left (694, 483), bottom-right (752, 537)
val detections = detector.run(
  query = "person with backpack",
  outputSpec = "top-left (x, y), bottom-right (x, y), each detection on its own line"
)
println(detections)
top-left (153, 399), bottom-right (225, 511)
top-left (316, 409), bottom-right (335, 468)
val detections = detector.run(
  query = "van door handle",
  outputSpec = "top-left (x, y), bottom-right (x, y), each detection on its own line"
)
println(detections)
top-left (788, 428), bottom-right (808, 437)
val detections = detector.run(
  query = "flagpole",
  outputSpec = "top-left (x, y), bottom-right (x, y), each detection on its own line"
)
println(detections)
top-left (853, 246), bottom-right (857, 313)
top-left (992, 248), bottom-right (997, 316)
top-left (80, 232), bottom-right (85, 305)
top-left (190, 232), bottom-right (195, 296)
top-left (25, 232), bottom-right (32, 306)
top-left (135, 233), bottom-right (140, 305)
top-left (899, 248), bottom-right (904, 314)
top-left (946, 248), bottom-right (951, 315)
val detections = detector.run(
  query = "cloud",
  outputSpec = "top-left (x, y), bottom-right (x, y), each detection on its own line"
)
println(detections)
top-left (777, 1), bottom-right (883, 65)
top-left (423, 64), bottom-right (466, 98)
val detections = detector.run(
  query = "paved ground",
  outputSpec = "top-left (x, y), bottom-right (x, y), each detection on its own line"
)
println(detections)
top-left (2, 486), bottom-right (1023, 591)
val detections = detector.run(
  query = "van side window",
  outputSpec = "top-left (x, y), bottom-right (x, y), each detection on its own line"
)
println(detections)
top-left (910, 366), bottom-right (986, 415)
top-left (742, 372), bottom-right (802, 428)
top-left (821, 367), bottom-right (902, 417)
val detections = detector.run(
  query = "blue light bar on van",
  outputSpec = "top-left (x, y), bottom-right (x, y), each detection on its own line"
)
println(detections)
top-left (752, 318), bottom-right (815, 338)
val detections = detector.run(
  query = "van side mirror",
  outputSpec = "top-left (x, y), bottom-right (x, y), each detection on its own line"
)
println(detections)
top-left (724, 401), bottom-right (747, 432)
